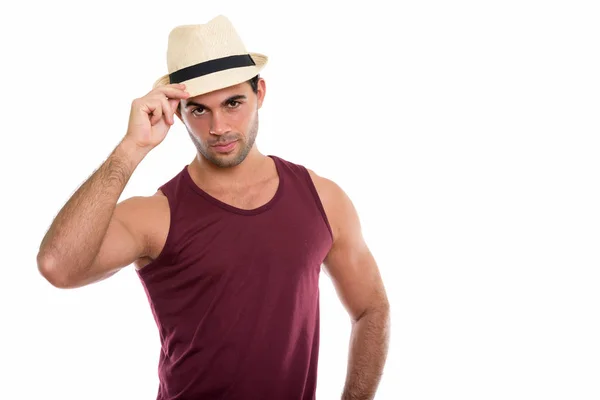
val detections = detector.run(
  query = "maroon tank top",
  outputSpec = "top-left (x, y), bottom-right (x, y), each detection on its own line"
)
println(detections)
top-left (136, 155), bottom-right (333, 400)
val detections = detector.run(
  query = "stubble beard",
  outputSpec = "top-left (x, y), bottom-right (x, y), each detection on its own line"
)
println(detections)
top-left (190, 113), bottom-right (259, 168)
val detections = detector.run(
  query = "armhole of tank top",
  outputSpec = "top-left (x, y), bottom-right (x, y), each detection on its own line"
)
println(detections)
top-left (299, 166), bottom-right (334, 242)
top-left (137, 185), bottom-right (178, 276)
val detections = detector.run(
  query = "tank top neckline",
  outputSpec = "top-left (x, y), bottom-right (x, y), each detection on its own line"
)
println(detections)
top-left (181, 155), bottom-right (285, 216)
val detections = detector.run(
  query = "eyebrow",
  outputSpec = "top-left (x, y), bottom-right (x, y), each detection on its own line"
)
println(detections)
top-left (185, 95), bottom-right (247, 109)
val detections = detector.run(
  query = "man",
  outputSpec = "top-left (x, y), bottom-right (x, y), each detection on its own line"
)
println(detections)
top-left (37, 15), bottom-right (390, 400)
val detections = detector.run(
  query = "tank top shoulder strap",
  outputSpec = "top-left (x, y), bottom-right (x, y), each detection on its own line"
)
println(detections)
top-left (139, 165), bottom-right (189, 273)
top-left (269, 155), bottom-right (333, 240)
top-left (156, 166), bottom-right (187, 204)
top-left (270, 154), bottom-right (313, 186)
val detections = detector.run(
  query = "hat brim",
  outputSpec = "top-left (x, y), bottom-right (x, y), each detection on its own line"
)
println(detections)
top-left (153, 53), bottom-right (267, 98)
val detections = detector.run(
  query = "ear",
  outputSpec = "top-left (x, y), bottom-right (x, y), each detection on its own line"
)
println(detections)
top-left (257, 78), bottom-right (266, 109)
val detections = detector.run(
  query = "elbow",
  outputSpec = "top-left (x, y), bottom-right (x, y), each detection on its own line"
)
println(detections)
top-left (356, 297), bottom-right (390, 324)
top-left (377, 291), bottom-right (391, 316)
top-left (378, 299), bottom-right (391, 324)
top-left (381, 298), bottom-right (390, 315)
top-left (37, 251), bottom-right (74, 289)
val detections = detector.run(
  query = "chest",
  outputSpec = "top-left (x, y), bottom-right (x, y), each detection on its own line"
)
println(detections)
top-left (165, 202), bottom-right (332, 283)
top-left (204, 176), bottom-right (279, 210)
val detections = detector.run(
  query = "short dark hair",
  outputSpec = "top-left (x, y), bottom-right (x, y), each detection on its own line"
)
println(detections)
top-left (248, 74), bottom-right (259, 93)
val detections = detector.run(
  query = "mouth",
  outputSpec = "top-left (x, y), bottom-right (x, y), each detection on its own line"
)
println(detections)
top-left (211, 140), bottom-right (238, 153)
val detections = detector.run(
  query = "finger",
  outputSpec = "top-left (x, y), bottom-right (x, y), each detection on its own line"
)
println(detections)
top-left (169, 98), bottom-right (181, 116)
top-left (161, 96), bottom-right (174, 125)
top-left (165, 83), bottom-right (186, 90)
top-left (149, 101), bottom-right (162, 125)
top-left (156, 86), bottom-right (190, 100)
top-left (148, 83), bottom-right (185, 94)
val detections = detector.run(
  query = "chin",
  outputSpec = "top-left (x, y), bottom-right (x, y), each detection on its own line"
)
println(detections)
top-left (208, 149), bottom-right (247, 168)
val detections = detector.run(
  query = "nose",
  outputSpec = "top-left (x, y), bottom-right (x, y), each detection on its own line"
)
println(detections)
top-left (209, 110), bottom-right (229, 135)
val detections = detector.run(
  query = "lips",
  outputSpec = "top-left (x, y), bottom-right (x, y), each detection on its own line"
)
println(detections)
top-left (211, 140), bottom-right (238, 153)
top-left (212, 141), bottom-right (235, 147)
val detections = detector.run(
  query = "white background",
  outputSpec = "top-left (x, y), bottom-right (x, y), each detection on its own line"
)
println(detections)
top-left (1, 0), bottom-right (599, 399)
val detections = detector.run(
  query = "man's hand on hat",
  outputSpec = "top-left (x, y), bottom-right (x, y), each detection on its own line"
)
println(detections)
top-left (124, 83), bottom-right (190, 151)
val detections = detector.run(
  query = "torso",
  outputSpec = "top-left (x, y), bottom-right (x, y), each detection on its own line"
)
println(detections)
top-left (134, 155), bottom-right (334, 399)
top-left (135, 156), bottom-right (301, 271)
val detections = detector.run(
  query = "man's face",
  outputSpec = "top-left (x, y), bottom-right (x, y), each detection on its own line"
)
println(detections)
top-left (177, 78), bottom-right (266, 168)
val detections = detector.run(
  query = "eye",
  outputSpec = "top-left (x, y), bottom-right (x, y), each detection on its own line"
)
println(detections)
top-left (227, 100), bottom-right (241, 108)
top-left (191, 107), bottom-right (206, 116)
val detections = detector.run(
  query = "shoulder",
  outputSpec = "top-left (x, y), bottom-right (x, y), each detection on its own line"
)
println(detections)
top-left (114, 190), bottom-right (169, 222)
top-left (305, 168), bottom-right (341, 203)
top-left (269, 154), bottom-right (337, 194)
top-left (114, 191), bottom-right (171, 258)
top-left (272, 156), bottom-right (360, 240)
top-left (305, 168), bottom-right (359, 242)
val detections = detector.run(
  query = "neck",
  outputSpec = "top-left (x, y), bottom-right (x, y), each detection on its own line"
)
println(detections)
top-left (189, 146), bottom-right (269, 187)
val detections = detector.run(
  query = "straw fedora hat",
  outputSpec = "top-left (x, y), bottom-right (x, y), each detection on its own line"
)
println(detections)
top-left (153, 15), bottom-right (268, 97)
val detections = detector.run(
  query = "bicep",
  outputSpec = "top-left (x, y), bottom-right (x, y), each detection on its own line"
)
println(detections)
top-left (78, 197), bottom-right (152, 287)
top-left (324, 234), bottom-right (385, 322)
top-left (319, 178), bottom-right (388, 322)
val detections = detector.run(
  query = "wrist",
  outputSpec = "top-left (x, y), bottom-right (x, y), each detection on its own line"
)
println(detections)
top-left (116, 137), bottom-right (151, 166)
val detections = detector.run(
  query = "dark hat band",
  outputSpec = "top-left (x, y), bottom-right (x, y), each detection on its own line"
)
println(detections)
top-left (169, 54), bottom-right (256, 84)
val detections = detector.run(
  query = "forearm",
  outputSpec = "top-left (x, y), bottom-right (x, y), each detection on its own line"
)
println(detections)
top-left (37, 139), bottom-right (147, 282)
top-left (341, 306), bottom-right (391, 400)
